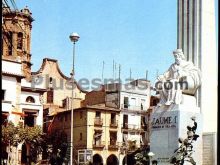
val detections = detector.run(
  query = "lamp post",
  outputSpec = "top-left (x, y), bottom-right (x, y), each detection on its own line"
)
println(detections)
top-left (69, 32), bottom-right (80, 165)
top-left (148, 152), bottom-right (155, 165)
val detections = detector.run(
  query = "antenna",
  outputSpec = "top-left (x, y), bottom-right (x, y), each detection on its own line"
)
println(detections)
top-left (102, 61), bottom-right (105, 83)
top-left (119, 64), bottom-right (121, 81)
top-left (146, 70), bottom-right (148, 80)
top-left (113, 60), bottom-right (115, 79)
top-left (115, 62), bottom-right (117, 79)
top-left (130, 68), bottom-right (132, 80)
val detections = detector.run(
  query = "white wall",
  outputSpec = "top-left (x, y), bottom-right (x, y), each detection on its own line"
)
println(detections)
top-left (20, 91), bottom-right (44, 126)
top-left (120, 92), bottom-right (149, 111)
top-left (2, 60), bottom-right (22, 75)
top-left (2, 76), bottom-right (17, 106)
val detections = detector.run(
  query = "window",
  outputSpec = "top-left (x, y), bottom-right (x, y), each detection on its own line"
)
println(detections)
top-left (141, 99), bottom-right (146, 110)
top-left (141, 116), bottom-right (147, 130)
top-left (110, 113), bottom-right (116, 124)
top-left (95, 111), bottom-right (101, 118)
top-left (26, 96), bottom-right (35, 103)
top-left (47, 89), bottom-right (53, 103)
top-left (124, 97), bottom-right (129, 108)
top-left (17, 32), bottom-right (23, 49)
top-left (6, 31), bottom-right (12, 55)
top-left (80, 133), bottom-right (82, 141)
top-left (49, 77), bottom-right (53, 84)
top-left (110, 132), bottom-right (117, 145)
top-left (2, 90), bottom-right (5, 100)
top-left (123, 115), bottom-right (128, 128)
top-left (94, 130), bottom-right (102, 145)
top-left (24, 111), bottom-right (37, 127)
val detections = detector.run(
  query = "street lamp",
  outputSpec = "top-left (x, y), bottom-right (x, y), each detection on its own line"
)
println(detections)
top-left (69, 32), bottom-right (80, 165)
top-left (148, 152), bottom-right (155, 165)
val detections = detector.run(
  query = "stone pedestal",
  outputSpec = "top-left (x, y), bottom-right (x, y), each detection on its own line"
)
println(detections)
top-left (150, 95), bottom-right (203, 165)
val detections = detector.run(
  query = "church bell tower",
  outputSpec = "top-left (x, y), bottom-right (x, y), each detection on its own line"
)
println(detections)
top-left (2, 6), bottom-right (34, 80)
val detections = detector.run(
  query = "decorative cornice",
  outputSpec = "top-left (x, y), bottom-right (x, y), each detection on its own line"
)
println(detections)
top-left (21, 86), bottom-right (47, 93)
top-left (2, 71), bottom-right (25, 78)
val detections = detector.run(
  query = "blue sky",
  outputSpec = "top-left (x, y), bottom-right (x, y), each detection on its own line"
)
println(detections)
top-left (14, 0), bottom-right (218, 86)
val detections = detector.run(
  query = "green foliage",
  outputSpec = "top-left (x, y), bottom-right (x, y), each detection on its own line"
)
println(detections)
top-left (2, 122), bottom-right (44, 164)
top-left (2, 121), bottom-right (17, 145)
top-left (17, 124), bottom-right (43, 143)
top-left (2, 122), bottom-right (44, 146)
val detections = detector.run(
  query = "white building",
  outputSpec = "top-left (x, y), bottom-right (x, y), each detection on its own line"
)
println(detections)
top-left (105, 79), bottom-right (151, 164)
top-left (2, 59), bottom-right (25, 125)
top-left (2, 59), bottom-right (46, 127)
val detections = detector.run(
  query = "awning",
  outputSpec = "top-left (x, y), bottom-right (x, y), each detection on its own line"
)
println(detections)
top-left (11, 111), bottom-right (27, 116)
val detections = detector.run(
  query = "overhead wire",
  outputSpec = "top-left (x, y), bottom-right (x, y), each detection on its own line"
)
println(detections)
top-left (3, 0), bottom-right (29, 39)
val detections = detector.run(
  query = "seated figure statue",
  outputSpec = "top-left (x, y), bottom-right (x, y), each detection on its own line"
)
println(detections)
top-left (156, 49), bottom-right (201, 106)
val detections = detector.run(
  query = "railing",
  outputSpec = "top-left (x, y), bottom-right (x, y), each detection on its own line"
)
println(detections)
top-left (121, 104), bottom-right (148, 111)
top-left (93, 141), bottom-right (105, 149)
top-left (108, 141), bottom-right (119, 150)
top-left (110, 120), bottom-right (118, 128)
top-left (121, 124), bottom-right (144, 132)
top-left (94, 117), bottom-right (103, 126)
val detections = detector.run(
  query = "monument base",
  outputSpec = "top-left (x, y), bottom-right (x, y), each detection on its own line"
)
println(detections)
top-left (150, 95), bottom-right (203, 165)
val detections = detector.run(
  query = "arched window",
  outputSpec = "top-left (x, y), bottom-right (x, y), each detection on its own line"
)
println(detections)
top-left (17, 32), bottom-right (23, 49)
top-left (5, 31), bottom-right (12, 55)
top-left (26, 96), bottom-right (35, 103)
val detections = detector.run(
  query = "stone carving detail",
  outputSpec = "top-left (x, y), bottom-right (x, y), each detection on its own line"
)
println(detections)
top-left (170, 116), bottom-right (199, 165)
top-left (156, 49), bottom-right (201, 106)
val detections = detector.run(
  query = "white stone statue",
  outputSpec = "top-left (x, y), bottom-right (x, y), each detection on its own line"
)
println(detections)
top-left (156, 49), bottom-right (201, 106)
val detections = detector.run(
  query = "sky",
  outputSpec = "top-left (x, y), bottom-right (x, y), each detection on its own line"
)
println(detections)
top-left (13, 0), bottom-right (218, 88)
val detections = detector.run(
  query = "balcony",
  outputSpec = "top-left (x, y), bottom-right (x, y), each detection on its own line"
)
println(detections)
top-left (121, 104), bottom-right (148, 111)
top-left (94, 117), bottom-right (103, 126)
top-left (122, 123), bottom-right (128, 129)
top-left (110, 120), bottom-right (118, 128)
top-left (121, 124), bottom-right (144, 132)
top-left (93, 141), bottom-right (105, 149)
top-left (108, 141), bottom-right (119, 150)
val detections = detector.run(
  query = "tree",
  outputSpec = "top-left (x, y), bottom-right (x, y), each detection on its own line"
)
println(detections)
top-left (43, 130), bottom-right (69, 165)
top-left (170, 116), bottom-right (199, 165)
top-left (1, 121), bottom-right (44, 164)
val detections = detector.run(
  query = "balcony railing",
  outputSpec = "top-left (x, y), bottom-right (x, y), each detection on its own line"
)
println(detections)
top-left (121, 124), bottom-right (144, 132)
top-left (108, 141), bottom-right (119, 150)
top-left (110, 120), bottom-right (118, 128)
top-left (93, 141), bottom-right (105, 149)
top-left (94, 117), bottom-right (103, 126)
top-left (121, 104), bottom-right (148, 111)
